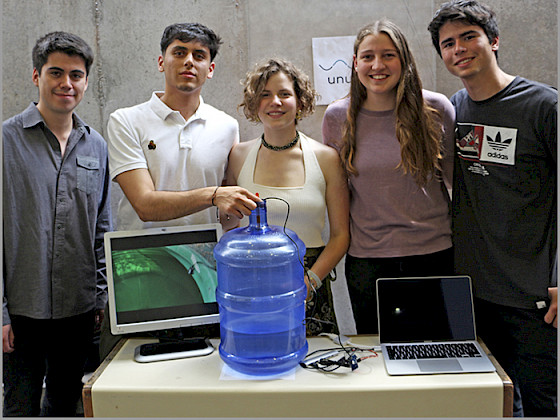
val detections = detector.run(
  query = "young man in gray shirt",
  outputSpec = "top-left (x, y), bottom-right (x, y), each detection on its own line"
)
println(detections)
top-left (2, 31), bottom-right (112, 417)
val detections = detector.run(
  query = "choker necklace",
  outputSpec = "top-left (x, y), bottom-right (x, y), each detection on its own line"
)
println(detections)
top-left (261, 131), bottom-right (300, 151)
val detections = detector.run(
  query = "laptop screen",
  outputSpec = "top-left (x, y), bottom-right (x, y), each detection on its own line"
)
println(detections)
top-left (377, 276), bottom-right (477, 343)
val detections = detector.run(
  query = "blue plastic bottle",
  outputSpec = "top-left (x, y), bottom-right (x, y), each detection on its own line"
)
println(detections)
top-left (214, 200), bottom-right (308, 375)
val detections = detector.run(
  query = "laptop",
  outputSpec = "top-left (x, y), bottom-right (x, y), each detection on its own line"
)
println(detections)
top-left (376, 276), bottom-right (496, 375)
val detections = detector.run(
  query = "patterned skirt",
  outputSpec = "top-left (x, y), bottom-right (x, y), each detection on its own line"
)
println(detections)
top-left (304, 247), bottom-right (339, 336)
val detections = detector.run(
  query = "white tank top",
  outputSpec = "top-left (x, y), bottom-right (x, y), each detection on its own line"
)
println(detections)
top-left (237, 132), bottom-right (327, 247)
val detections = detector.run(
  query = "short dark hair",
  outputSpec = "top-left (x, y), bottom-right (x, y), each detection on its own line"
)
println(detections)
top-left (160, 23), bottom-right (222, 61)
top-left (428, 0), bottom-right (499, 59)
top-left (32, 31), bottom-right (94, 76)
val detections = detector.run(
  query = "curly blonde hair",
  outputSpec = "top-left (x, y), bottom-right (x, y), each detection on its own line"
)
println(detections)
top-left (239, 58), bottom-right (317, 124)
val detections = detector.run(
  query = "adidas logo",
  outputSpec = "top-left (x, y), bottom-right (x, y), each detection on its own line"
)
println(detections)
top-left (486, 132), bottom-right (512, 151)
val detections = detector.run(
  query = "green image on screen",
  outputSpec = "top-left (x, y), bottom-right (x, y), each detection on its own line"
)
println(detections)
top-left (111, 243), bottom-right (217, 312)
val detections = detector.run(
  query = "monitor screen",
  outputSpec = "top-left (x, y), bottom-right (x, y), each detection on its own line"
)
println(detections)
top-left (105, 224), bottom-right (222, 335)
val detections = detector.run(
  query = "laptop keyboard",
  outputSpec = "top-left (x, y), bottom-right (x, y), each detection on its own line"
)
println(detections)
top-left (386, 343), bottom-right (482, 360)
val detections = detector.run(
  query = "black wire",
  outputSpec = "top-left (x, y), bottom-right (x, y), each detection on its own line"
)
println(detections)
top-left (262, 197), bottom-right (306, 272)
top-left (263, 197), bottom-right (317, 296)
top-left (300, 329), bottom-right (379, 372)
top-left (301, 346), bottom-right (344, 359)
top-left (300, 345), bottom-right (378, 372)
top-left (260, 198), bottom-right (357, 368)
top-left (261, 197), bottom-right (324, 326)
top-left (262, 197), bottom-right (318, 300)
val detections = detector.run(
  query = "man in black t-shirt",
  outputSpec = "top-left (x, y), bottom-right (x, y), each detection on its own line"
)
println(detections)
top-left (429, 1), bottom-right (557, 417)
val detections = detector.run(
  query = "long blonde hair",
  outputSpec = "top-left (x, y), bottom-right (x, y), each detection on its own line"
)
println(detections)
top-left (341, 20), bottom-right (443, 187)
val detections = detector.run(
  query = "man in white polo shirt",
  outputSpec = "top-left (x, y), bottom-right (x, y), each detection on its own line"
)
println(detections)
top-left (107, 22), bottom-right (259, 231)
top-left (101, 23), bottom-right (260, 359)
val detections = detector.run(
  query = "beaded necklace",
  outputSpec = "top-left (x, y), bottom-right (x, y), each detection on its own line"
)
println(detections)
top-left (260, 131), bottom-right (300, 151)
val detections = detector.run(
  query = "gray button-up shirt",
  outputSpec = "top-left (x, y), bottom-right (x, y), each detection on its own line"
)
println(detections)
top-left (3, 103), bottom-right (112, 323)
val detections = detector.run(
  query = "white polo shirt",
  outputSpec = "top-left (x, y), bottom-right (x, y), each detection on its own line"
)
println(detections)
top-left (107, 92), bottom-right (239, 230)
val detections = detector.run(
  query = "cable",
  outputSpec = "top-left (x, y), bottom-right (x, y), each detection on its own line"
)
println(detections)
top-left (248, 197), bottom-right (379, 373)
top-left (262, 197), bottom-right (319, 305)
top-left (262, 197), bottom-right (333, 325)
top-left (300, 346), bottom-right (379, 372)
top-left (299, 336), bottom-right (380, 373)
top-left (262, 197), bottom-right (306, 271)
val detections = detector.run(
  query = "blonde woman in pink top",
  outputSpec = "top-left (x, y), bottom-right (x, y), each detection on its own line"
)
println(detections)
top-left (322, 20), bottom-right (455, 334)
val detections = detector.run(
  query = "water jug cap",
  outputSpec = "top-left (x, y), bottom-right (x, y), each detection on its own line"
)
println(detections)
top-left (248, 199), bottom-right (269, 233)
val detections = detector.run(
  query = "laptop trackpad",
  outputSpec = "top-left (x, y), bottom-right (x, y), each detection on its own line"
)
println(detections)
top-left (418, 359), bottom-right (462, 372)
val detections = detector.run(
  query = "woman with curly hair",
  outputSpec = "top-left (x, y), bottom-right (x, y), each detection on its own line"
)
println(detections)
top-left (226, 58), bottom-right (349, 335)
top-left (322, 20), bottom-right (456, 334)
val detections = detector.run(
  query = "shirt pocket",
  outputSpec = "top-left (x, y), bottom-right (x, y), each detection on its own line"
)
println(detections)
top-left (76, 155), bottom-right (100, 194)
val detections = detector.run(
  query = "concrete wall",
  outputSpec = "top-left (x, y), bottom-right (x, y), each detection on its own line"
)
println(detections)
top-left (3, 0), bottom-right (557, 142)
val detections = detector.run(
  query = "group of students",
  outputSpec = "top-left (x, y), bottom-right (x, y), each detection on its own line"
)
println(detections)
top-left (2, 0), bottom-right (557, 417)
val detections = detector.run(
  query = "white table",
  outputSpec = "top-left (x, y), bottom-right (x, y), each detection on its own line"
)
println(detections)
top-left (83, 335), bottom-right (512, 417)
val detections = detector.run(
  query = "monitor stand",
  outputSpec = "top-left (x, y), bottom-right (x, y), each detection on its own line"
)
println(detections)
top-left (133, 327), bottom-right (216, 363)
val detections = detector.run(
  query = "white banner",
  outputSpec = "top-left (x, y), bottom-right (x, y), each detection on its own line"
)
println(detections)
top-left (312, 36), bottom-right (355, 106)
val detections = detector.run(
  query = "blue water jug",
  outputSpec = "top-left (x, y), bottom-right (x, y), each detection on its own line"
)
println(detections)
top-left (214, 200), bottom-right (308, 375)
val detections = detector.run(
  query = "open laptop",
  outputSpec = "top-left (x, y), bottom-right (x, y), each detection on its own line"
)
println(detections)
top-left (376, 276), bottom-right (496, 375)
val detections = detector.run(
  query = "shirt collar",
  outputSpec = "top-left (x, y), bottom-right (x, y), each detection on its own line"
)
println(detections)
top-left (149, 91), bottom-right (208, 124)
top-left (21, 102), bottom-right (91, 134)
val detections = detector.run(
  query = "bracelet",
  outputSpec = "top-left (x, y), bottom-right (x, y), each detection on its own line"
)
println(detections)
top-left (211, 186), bottom-right (220, 206)
top-left (307, 270), bottom-right (322, 289)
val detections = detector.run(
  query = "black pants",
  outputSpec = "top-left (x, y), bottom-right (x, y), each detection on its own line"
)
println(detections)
top-left (3, 311), bottom-right (95, 417)
top-left (345, 247), bottom-right (454, 334)
top-left (475, 298), bottom-right (557, 417)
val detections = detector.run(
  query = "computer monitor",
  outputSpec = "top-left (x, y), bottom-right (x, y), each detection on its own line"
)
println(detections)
top-left (104, 223), bottom-right (222, 361)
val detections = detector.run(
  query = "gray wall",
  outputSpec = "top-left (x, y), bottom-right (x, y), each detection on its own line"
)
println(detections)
top-left (3, 0), bottom-right (557, 142)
